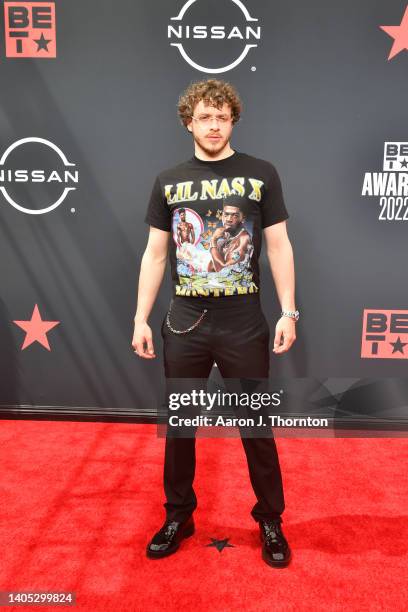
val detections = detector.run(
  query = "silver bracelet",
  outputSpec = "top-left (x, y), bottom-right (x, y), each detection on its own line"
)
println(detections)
top-left (281, 309), bottom-right (300, 322)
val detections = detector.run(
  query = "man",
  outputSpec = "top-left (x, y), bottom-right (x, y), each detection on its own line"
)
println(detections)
top-left (133, 78), bottom-right (299, 568)
top-left (207, 201), bottom-right (253, 273)
top-left (176, 208), bottom-right (195, 246)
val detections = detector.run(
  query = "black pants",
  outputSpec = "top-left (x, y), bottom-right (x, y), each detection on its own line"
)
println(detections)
top-left (160, 293), bottom-right (285, 524)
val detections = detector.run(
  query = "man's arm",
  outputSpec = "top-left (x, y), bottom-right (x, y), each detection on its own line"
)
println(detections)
top-left (177, 224), bottom-right (182, 246)
top-left (209, 228), bottom-right (249, 271)
top-left (263, 220), bottom-right (297, 354)
top-left (132, 226), bottom-right (170, 359)
top-left (211, 234), bottom-right (250, 271)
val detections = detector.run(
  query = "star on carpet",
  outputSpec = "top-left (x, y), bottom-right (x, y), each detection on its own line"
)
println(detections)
top-left (205, 538), bottom-right (235, 552)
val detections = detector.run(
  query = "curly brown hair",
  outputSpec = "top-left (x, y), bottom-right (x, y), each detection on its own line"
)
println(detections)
top-left (178, 79), bottom-right (242, 129)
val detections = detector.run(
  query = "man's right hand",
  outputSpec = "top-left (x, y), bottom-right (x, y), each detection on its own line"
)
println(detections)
top-left (132, 321), bottom-right (156, 359)
top-left (211, 227), bottom-right (225, 241)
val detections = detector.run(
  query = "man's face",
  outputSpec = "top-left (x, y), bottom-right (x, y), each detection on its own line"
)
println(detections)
top-left (180, 211), bottom-right (186, 221)
top-left (186, 100), bottom-right (233, 154)
top-left (222, 205), bottom-right (243, 230)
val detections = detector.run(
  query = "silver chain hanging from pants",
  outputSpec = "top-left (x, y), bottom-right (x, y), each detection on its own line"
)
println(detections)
top-left (166, 300), bottom-right (208, 334)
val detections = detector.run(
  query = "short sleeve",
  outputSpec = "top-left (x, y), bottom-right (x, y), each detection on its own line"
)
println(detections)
top-left (144, 175), bottom-right (171, 232)
top-left (261, 164), bottom-right (290, 229)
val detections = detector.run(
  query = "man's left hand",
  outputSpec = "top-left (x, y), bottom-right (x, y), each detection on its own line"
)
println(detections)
top-left (273, 317), bottom-right (296, 354)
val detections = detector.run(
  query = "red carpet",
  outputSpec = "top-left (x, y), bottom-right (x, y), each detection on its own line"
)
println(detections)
top-left (0, 420), bottom-right (407, 611)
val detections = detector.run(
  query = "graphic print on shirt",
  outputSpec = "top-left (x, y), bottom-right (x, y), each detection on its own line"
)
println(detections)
top-left (167, 176), bottom-right (260, 296)
top-left (144, 152), bottom-right (290, 298)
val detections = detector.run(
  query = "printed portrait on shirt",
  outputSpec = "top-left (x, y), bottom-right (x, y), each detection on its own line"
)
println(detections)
top-left (172, 197), bottom-right (256, 294)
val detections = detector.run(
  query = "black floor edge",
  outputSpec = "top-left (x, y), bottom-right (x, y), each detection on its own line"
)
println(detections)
top-left (0, 406), bottom-right (407, 430)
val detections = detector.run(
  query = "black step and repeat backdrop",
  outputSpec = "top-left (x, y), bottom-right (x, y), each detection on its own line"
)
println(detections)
top-left (1, 0), bottom-right (408, 430)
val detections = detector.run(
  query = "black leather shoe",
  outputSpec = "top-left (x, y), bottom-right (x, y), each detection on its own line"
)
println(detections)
top-left (259, 519), bottom-right (292, 568)
top-left (146, 516), bottom-right (195, 559)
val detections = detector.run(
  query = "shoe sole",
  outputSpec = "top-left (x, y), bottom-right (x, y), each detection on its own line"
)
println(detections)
top-left (146, 523), bottom-right (195, 559)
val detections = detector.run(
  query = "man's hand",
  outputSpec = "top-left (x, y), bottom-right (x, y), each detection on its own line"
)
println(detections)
top-left (132, 321), bottom-right (156, 359)
top-left (273, 316), bottom-right (296, 354)
top-left (211, 227), bottom-right (225, 241)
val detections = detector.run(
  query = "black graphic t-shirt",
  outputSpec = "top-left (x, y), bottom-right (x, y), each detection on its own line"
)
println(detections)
top-left (144, 150), bottom-right (289, 298)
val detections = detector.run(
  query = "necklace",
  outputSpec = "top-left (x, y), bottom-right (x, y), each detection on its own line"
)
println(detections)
top-left (222, 227), bottom-right (244, 249)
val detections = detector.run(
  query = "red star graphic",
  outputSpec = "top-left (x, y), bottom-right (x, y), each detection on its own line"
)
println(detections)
top-left (380, 6), bottom-right (408, 60)
top-left (13, 304), bottom-right (60, 350)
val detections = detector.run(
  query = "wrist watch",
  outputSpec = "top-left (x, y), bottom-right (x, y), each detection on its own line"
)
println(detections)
top-left (281, 309), bottom-right (300, 322)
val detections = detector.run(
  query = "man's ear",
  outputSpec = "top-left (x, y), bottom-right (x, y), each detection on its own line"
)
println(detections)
top-left (186, 120), bottom-right (192, 133)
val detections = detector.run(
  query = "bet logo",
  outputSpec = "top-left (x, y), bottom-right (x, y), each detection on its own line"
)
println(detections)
top-left (4, 1), bottom-right (56, 58)
top-left (361, 309), bottom-right (408, 359)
